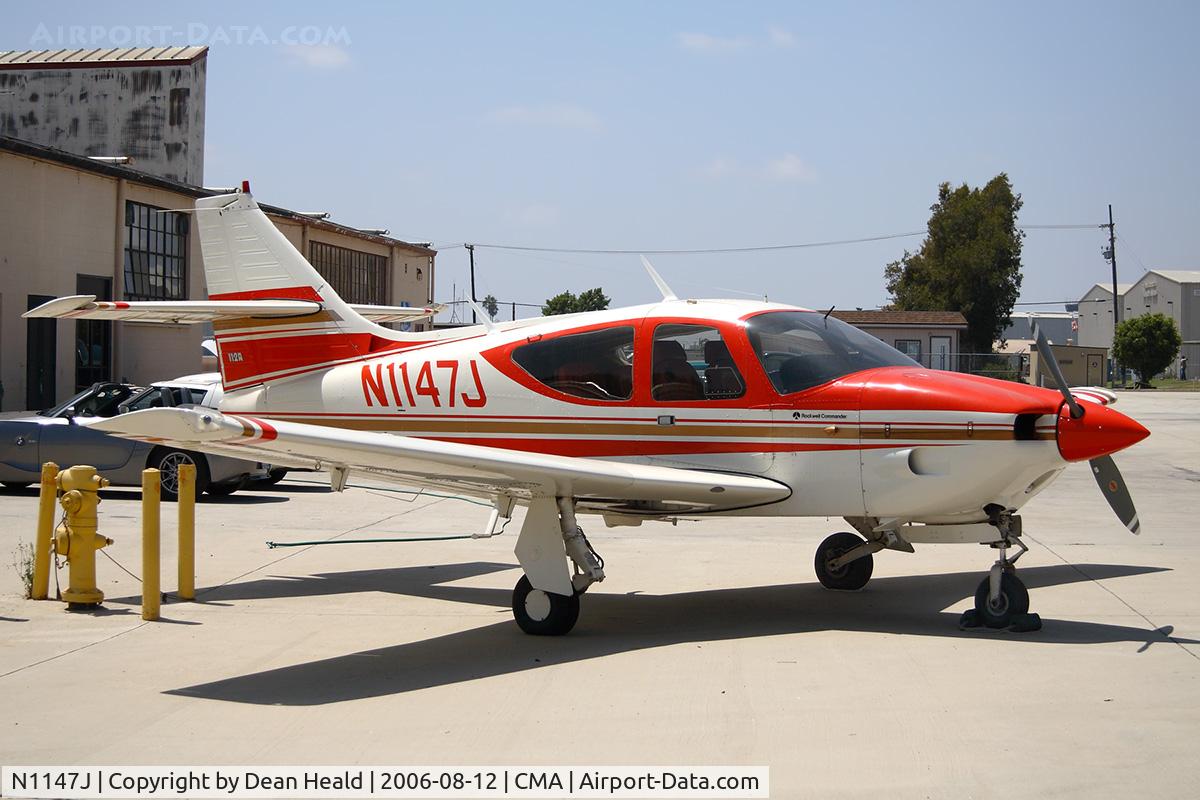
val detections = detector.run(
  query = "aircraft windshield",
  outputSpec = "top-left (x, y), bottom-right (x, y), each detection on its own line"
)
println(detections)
top-left (746, 311), bottom-right (919, 394)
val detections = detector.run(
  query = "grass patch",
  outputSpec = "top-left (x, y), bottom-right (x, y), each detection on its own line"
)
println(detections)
top-left (1116, 378), bottom-right (1200, 392)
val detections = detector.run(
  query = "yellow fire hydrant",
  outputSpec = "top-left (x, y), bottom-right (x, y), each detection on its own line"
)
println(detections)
top-left (54, 465), bottom-right (114, 609)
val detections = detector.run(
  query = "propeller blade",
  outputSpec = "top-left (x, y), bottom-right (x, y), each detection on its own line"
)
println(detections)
top-left (1034, 323), bottom-right (1083, 419)
top-left (1090, 454), bottom-right (1140, 534)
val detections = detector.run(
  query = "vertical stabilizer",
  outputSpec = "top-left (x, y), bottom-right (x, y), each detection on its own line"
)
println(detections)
top-left (196, 186), bottom-right (408, 391)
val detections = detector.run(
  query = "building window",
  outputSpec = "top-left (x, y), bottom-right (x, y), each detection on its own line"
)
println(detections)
top-left (309, 241), bottom-right (390, 305)
top-left (895, 339), bottom-right (922, 359)
top-left (124, 201), bottom-right (188, 300)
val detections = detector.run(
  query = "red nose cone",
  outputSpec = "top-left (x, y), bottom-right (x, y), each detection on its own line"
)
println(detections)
top-left (1057, 401), bottom-right (1150, 462)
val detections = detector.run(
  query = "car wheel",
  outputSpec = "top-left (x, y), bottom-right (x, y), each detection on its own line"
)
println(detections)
top-left (1, 481), bottom-right (33, 490)
top-left (206, 476), bottom-right (247, 497)
top-left (147, 447), bottom-right (210, 501)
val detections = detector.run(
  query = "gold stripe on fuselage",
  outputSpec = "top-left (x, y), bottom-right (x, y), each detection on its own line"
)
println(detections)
top-left (262, 415), bottom-right (1055, 442)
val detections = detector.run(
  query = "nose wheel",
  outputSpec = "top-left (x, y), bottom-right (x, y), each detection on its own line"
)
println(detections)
top-left (962, 536), bottom-right (1042, 632)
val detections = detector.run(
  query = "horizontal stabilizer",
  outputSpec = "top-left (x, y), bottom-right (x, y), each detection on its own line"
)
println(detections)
top-left (23, 295), bottom-right (443, 324)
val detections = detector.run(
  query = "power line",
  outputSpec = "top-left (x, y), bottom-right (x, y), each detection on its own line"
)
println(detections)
top-left (459, 223), bottom-right (1104, 257)
top-left (468, 230), bottom-right (926, 255)
top-left (1022, 223), bottom-right (1105, 230)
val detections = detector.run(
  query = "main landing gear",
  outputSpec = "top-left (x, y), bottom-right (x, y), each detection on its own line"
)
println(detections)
top-left (511, 496), bottom-right (605, 636)
top-left (813, 511), bottom-right (1042, 632)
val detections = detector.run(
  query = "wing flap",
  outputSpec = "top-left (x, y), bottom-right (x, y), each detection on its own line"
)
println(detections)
top-left (86, 407), bottom-right (791, 513)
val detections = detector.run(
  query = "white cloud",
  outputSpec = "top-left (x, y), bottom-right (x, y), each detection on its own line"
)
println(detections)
top-left (698, 153), bottom-right (817, 183)
top-left (767, 26), bottom-right (796, 48)
top-left (676, 32), bottom-right (752, 52)
top-left (282, 43), bottom-right (350, 69)
top-left (765, 153), bottom-right (817, 182)
top-left (505, 203), bottom-right (560, 227)
top-left (677, 26), bottom-right (797, 53)
top-left (699, 158), bottom-right (740, 178)
top-left (486, 104), bottom-right (601, 130)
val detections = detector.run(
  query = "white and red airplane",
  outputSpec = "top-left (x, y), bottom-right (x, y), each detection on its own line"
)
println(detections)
top-left (27, 184), bottom-right (1150, 635)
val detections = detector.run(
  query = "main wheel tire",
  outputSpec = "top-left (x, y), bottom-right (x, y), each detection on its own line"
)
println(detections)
top-left (1, 481), bottom-right (32, 490)
top-left (973, 572), bottom-right (1030, 629)
top-left (262, 468), bottom-right (288, 486)
top-left (814, 531), bottom-right (874, 591)
top-left (511, 575), bottom-right (580, 636)
top-left (148, 448), bottom-right (210, 501)
top-left (205, 476), bottom-right (246, 497)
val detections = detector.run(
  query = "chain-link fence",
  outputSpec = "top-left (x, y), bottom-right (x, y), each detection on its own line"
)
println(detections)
top-left (910, 352), bottom-right (1028, 382)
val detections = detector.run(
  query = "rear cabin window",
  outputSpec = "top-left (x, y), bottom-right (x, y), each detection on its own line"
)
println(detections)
top-left (511, 326), bottom-right (634, 401)
top-left (651, 324), bottom-right (745, 401)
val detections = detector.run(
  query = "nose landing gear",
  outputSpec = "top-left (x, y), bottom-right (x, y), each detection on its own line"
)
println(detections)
top-left (962, 516), bottom-right (1042, 632)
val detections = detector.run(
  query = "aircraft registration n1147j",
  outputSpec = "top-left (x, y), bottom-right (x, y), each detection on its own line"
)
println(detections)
top-left (26, 184), bottom-right (1150, 635)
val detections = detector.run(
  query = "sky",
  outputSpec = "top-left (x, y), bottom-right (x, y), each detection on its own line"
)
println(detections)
top-left (6, 1), bottom-right (1198, 319)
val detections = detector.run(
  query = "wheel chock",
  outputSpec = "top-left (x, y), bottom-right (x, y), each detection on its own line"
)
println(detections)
top-left (958, 609), bottom-right (1042, 633)
top-left (1008, 612), bottom-right (1042, 633)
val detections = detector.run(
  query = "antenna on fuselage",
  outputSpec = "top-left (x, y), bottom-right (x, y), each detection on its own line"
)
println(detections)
top-left (466, 297), bottom-right (498, 333)
top-left (823, 304), bottom-right (835, 326)
top-left (640, 255), bottom-right (678, 301)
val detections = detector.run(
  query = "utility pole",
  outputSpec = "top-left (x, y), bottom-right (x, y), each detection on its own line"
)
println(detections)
top-left (1103, 205), bottom-right (1122, 387)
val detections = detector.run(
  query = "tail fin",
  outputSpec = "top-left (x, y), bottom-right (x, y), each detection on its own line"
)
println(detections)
top-left (197, 187), bottom-right (415, 391)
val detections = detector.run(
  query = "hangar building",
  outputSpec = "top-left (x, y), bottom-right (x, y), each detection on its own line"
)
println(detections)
top-left (0, 45), bottom-right (207, 184)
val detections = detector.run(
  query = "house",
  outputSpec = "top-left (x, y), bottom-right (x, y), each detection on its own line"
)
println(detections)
top-left (830, 310), bottom-right (968, 370)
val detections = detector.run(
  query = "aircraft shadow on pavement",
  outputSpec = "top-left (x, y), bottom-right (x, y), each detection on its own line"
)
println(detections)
top-left (166, 561), bottom-right (1195, 706)
top-left (94, 489), bottom-right (290, 505)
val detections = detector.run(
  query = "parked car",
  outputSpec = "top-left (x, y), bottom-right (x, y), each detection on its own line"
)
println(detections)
top-left (0, 373), bottom-right (270, 500)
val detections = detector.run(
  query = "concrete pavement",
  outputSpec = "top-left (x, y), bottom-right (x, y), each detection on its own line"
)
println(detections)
top-left (1, 393), bottom-right (1197, 798)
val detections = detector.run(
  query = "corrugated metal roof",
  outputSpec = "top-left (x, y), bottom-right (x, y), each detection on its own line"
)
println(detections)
top-left (1149, 270), bottom-right (1200, 283)
top-left (831, 310), bottom-right (968, 327)
top-left (0, 46), bottom-right (207, 68)
top-left (1085, 282), bottom-right (1133, 296)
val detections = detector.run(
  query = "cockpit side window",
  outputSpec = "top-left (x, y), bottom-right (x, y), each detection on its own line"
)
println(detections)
top-left (747, 311), bottom-right (918, 394)
top-left (511, 326), bottom-right (635, 401)
top-left (651, 324), bottom-right (745, 401)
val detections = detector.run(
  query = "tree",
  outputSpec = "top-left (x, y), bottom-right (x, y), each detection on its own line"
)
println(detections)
top-left (542, 287), bottom-right (611, 316)
top-left (884, 174), bottom-right (1024, 353)
top-left (480, 293), bottom-right (499, 321)
top-left (1113, 313), bottom-right (1181, 388)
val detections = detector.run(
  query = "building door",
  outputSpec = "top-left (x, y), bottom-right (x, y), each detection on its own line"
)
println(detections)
top-left (75, 275), bottom-right (113, 391)
top-left (26, 294), bottom-right (57, 410)
top-left (930, 336), bottom-right (952, 371)
top-left (1086, 353), bottom-right (1103, 385)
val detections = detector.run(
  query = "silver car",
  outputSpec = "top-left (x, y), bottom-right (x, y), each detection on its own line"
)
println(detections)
top-left (0, 374), bottom-right (269, 499)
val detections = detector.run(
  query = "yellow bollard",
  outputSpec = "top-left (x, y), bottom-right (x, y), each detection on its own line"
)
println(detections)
top-left (53, 465), bottom-right (113, 609)
top-left (142, 468), bottom-right (160, 621)
top-left (177, 463), bottom-right (196, 601)
top-left (32, 462), bottom-right (58, 600)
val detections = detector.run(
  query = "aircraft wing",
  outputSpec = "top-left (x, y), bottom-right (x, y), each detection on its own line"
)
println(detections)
top-left (23, 295), bottom-right (443, 324)
top-left (86, 408), bottom-right (791, 515)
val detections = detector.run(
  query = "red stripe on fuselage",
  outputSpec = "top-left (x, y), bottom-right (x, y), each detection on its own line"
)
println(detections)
top-left (396, 437), bottom-right (919, 458)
